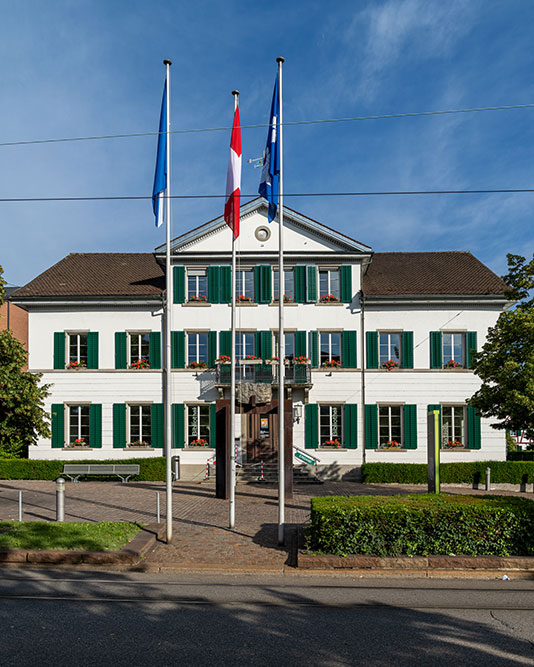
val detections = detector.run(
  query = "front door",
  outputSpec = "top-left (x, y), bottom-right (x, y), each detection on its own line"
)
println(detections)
top-left (246, 408), bottom-right (278, 463)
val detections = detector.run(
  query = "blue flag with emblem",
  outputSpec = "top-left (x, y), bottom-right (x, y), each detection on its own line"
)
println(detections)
top-left (152, 82), bottom-right (167, 228)
top-left (258, 76), bottom-right (280, 222)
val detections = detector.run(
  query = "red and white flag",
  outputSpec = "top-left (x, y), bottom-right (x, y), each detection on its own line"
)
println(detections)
top-left (224, 105), bottom-right (241, 238)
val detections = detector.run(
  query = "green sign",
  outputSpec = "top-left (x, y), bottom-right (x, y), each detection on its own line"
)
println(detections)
top-left (295, 450), bottom-right (315, 465)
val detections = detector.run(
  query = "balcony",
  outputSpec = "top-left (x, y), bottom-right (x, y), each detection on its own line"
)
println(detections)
top-left (215, 361), bottom-right (312, 387)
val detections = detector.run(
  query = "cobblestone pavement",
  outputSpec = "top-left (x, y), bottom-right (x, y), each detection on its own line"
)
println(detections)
top-left (0, 480), bottom-right (532, 571)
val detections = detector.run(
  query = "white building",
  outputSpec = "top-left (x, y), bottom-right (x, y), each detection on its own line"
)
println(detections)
top-left (13, 199), bottom-right (509, 479)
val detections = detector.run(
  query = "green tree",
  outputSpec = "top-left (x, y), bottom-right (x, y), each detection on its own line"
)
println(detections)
top-left (469, 253), bottom-right (534, 439)
top-left (0, 267), bottom-right (50, 457)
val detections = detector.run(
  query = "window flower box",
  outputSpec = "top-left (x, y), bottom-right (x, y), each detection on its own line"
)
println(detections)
top-left (319, 294), bottom-right (340, 303)
top-left (189, 361), bottom-right (208, 369)
top-left (215, 355), bottom-right (231, 364)
top-left (129, 440), bottom-right (150, 447)
top-left (444, 360), bottom-right (463, 369)
top-left (381, 359), bottom-right (400, 371)
top-left (294, 356), bottom-right (311, 365)
top-left (236, 295), bottom-right (253, 303)
top-left (67, 361), bottom-right (86, 370)
top-left (322, 360), bottom-right (341, 369)
top-left (188, 295), bottom-right (207, 302)
top-left (189, 439), bottom-right (209, 447)
top-left (323, 439), bottom-right (341, 448)
top-left (273, 294), bottom-right (294, 303)
top-left (383, 440), bottom-right (402, 449)
top-left (70, 438), bottom-right (87, 447)
top-left (130, 358), bottom-right (150, 370)
top-left (443, 439), bottom-right (463, 449)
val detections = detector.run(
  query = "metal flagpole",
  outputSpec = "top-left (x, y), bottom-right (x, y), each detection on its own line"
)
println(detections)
top-left (229, 91), bottom-right (239, 530)
top-left (163, 58), bottom-right (173, 544)
top-left (277, 56), bottom-right (285, 546)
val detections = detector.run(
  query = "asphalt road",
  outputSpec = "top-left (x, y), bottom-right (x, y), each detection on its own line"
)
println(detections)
top-left (1, 570), bottom-right (533, 666)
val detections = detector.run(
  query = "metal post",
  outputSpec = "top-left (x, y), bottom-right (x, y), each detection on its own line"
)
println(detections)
top-left (172, 455), bottom-right (180, 481)
top-left (18, 491), bottom-right (22, 522)
top-left (56, 477), bottom-right (65, 522)
top-left (156, 492), bottom-right (161, 523)
top-left (485, 466), bottom-right (491, 491)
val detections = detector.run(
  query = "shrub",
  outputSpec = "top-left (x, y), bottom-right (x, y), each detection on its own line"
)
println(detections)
top-left (306, 494), bottom-right (534, 557)
top-left (0, 457), bottom-right (166, 481)
top-left (360, 461), bottom-right (534, 485)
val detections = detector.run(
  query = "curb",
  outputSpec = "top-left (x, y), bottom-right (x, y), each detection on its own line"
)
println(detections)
top-left (0, 523), bottom-right (165, 567)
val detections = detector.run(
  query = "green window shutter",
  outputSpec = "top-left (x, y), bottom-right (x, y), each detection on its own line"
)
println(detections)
top-left (467, 406), bottom-right (481, 449)
top-left (115, 332), bottom-right (127, 369)
top-left (254, 265), bottom-right (272, 304)
top-left (305, 404), bottom-right (319, 449)
top-left (113, 404), bottom-right (126, 448)
top-left (342, 330), bottom-right (357, 368)
top-left (171, 331), bottom-right (185, 369)
top-left (309, 331), bottom-right (319, 368)
top-left (365, 404), bottom-right (378, 449)
top-left (172, 403), bottom-right (185, 448)
top-left (255, 330), bottom-right (272, 361)
top-left (344, 404), bottom-right (358, 448)
top-left (53, 332), bottom-right (65, 369)
top-left (208, 331), bottom-right (217, 367)
top-left (306, 265), bottom-right (317, 302)
top-left (401, 331), bottom-right (414, 369)
top-left (466, 331), bottom-right (477, 369)
top-left (173, 266), bottom-right (185, 304)
top-left (210, 403), bottom-right (217, 448)
top-left (340, 266), bottom-right (352, 303)
top-left (89, 404), bottom-right (102, 448)
top-left (152, 403), bottom-right (164, 448)
top-left (219, 330), bottom-right (231, 357)
top-left (430, 332), bottom-right (442, 369)
top-left (295, 331), bottom-right (307, 358)
top-left (428, 404), bottom-right (442, 447)
top-left (403, 404), bottom-right (417, 449)
top-left (366, 332), bottom-right (378, 369)
top-left (87, 332), bottom-right (99, 369)
top-left (294, 265), bottom-right (306, 303)
top-left (150, 332), bottom-right (162, 369)
top-left (220, 266), bottom-right (232, 303)
top-left (207, 266), bottom-right (220, 304)
top-left (51, 404), bottom-right (65, 448)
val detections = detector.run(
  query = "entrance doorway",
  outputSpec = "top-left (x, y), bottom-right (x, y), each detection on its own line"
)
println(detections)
top-left (245, 408), bottom-right (278, 463)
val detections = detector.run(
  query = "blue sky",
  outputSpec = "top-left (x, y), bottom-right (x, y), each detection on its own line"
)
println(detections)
top-left (1, 0), bottom-right (534, 287)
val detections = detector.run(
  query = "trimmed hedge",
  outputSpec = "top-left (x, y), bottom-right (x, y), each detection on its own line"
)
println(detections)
top-left (508, 451), bottom-right (534, 462)
top-left (307, 494), bottom-right (534, 557)
top-left (0, 458), bottom-right (166, 481)
top-left (361, 461), bottom-right (534, 485)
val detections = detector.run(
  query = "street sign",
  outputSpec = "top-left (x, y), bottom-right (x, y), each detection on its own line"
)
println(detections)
top-left (295, 450), bottom-right (316, 465)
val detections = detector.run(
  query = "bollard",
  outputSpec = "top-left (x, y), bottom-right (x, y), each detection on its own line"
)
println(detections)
top-left (156, 492), bottom-right (161, 524)
top-left (18, 491), bottom-right (22, 522)
top-left (259, 459), bottom-right (264, 482)
top-left (485, 467), bottom-right (491, 491)
top-left (56, 477), bottom-right (65, 522)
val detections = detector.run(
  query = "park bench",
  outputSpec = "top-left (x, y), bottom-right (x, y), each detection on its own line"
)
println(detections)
top-left (62, 464), bottom-right (140, 483)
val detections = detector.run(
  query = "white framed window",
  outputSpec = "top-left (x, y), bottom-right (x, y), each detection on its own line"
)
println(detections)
top-left (68, 333), bottom-right (88, 367)
top-left (379, 332), bottom-right (401, 368)
top-left (128, 404), bottom-right (152, 446)
top-left (273, 268), bottom-right (295, 302)
top-left (378, 405), bottom-right (403, 448)
top-left (187, 404), bottom-right (211, 446)
top-left (320, 332), bottom-right (341, 366)
top-left (68, 404), bottom-right (90, 446)
top-left (128, 332), bottom-right (150, 366)
top-left (235, 269), bottom-right (254, 301)
top-left (273, 331), bottom-right (296, 361)
top-left (443, 333), bottom-right (465, 368)
top-left (441, 405), bottom-right (466, 449)
top-left (236, 332), bottom-right (255, 360)
top-left (187, 269), bottom-right (207, 301)
top-left (187, 332), bottom-right (209, 365)
top-left (319, 268), bottom-right (340, 301)
top-left (319, 405), bottom-right (343, 447)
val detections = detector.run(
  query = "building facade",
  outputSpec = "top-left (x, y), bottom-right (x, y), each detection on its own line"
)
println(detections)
top-left (12, 200), bottom-right (509, 479)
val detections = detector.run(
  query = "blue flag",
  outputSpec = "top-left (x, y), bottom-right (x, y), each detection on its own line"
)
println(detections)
top-left (152, 82), bottom-right (167, 228)
top-left (258, 76), bottom-right (280, 222)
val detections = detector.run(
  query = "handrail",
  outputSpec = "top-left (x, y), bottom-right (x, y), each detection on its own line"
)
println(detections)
top-left (293, 445), bottom-right (320, 464)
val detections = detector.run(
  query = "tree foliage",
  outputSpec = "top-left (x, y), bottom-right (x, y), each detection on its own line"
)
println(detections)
top-left (0, 266), bottom-right (50, 457)
top-left (469, 253), bottom-right (534, 439)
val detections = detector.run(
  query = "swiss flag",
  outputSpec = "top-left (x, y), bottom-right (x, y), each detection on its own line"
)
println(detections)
top-left (224, 105), bottom-right (242, 238)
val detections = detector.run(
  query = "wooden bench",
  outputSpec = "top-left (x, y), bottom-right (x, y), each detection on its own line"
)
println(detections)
top-left (62, 464), bottom-right (140, 483)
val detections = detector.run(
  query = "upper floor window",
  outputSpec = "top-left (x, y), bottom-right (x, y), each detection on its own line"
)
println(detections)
top-left (68, 404), bottom-right (90, 446)
top-left (68, 333), bottom-right (88, 368)
top-left (319, 405), bottom-right (343, 447)
top-left (379, 332), bottom-right (401, 369)
top-left (274, 332), bottom-right (296, 361)
top-left (273, 268), bottom-right (295, 302)
top-left (187, 269), bottom-right (207, 302)
top-left (236, 332), bottom-right (255, 361)
top-left (441, 405), bottom-right (466, 449)
top-left (188, 332), bottom-right (209, 366)
top-left (235, 269), bottom-right (254, 302)
top-left (187, 405), bottom-right (211, 447)
top-left (319, 268), bottom-right (340, 302)
top-left (378, 405), bottom-right (403, 449)
top-left (320, 332), bottom-right (341, 367)
top-left (129, 332), bottom-right (150, 369)
top-left (443, 333), bottom-right (464, 368)
top-left (129, 404), bottom-right (152, 446)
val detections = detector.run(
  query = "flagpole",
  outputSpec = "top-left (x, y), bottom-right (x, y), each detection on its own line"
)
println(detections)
top-left (276, 56), bottom-right (285, 546)
top-left (229, 90), bottom-right (239, 530)
top-left (163, 58), bottom-right (173, 544)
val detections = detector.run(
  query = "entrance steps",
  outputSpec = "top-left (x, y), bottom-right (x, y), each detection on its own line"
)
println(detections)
top-left (204, 462), bottom-right (322, 484)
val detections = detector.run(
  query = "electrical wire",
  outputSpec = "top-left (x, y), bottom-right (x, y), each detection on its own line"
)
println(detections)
top-left (0, 103), bottom-right (533, 148)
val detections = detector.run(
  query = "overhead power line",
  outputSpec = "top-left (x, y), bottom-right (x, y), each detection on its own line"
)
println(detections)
top-left (0, 103), bottom-right (533, 148)
top-left (0, 188), bottom-right (534, 203)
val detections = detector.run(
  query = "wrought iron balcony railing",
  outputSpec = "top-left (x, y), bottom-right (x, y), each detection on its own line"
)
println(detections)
top-left (215, 362), bottom-right (312, 386)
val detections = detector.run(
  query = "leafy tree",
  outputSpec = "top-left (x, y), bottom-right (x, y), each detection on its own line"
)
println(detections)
top-left (0, 267), bottom-right (50, 457)
top-left (469, 253), bottom-right (534, 439)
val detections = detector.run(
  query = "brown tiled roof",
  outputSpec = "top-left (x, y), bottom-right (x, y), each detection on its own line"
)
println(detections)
top-left (363, 252), bottom-right (508, 296)
top-left (13, 253), bottom-right (164, 298)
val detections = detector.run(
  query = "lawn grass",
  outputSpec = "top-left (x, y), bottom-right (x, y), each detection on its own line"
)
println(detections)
top-left (0, 521), bottom-right (143, 551)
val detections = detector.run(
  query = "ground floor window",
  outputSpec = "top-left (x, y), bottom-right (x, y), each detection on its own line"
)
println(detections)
top-left (378, 405), bottom-right (403, 448)
top-left (319, 405), bottom-right (343, 447)
top-left (129, 404), bottom-right (152, 446)
top-left (68, 404), bottom-right (90, 446)
top-left (187, 405), bottom-right (211, 446)
top-left (441, 405), bottom-right (466, 448)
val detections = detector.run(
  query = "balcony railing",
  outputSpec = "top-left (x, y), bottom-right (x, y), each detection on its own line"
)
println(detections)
top-left (215, 362), bottom-right (312, 386)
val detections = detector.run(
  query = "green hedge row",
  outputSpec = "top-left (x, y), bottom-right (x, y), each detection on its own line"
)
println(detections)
top-left (508, 452), bottom-right (534, 461)
top-left (0, 458), bottom-right (166, 481)
top-left (360, 461), bottom-right (534, 485)
top-left (307, 494), bottom-right (534, 557)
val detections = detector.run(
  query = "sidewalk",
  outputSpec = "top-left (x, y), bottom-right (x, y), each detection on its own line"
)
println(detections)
top-left (0, 480), bottom-right (532, 572)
